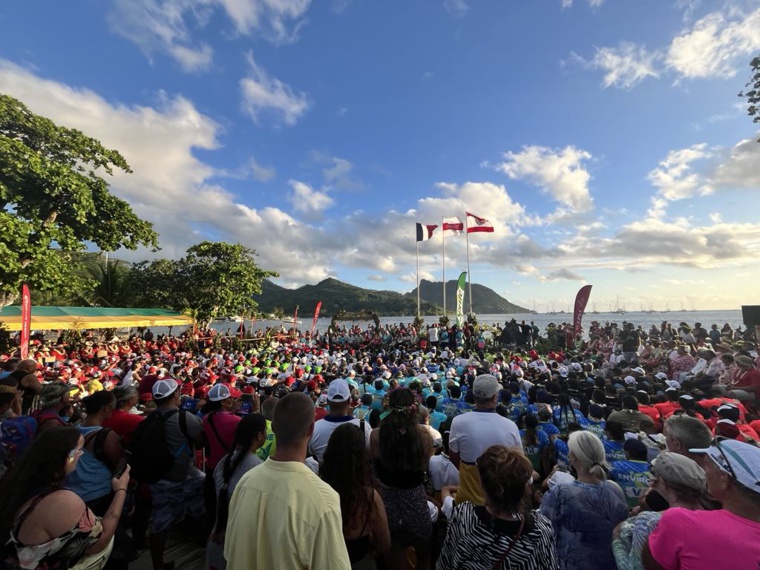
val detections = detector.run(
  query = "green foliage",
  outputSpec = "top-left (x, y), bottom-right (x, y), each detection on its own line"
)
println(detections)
top-left (0, 94), bottom-right (158, 308)
top-left (740, 55), bottom-right (760, 140)
top-left (129, 241), bottom-right (277, 326)
top-left (255, 277), bottom-right (439, 317)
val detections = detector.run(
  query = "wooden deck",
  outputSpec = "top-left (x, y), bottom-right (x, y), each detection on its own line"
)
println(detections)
top-left (130, 526), bottom-right (206, 570)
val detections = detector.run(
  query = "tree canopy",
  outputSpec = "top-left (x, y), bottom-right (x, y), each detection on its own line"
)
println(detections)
top-left (0, 94), bottom-right (158, 308)
top-left (740, 55), bottom-right (760, 140)
top-left (129, 241), bottom-right (278, 326)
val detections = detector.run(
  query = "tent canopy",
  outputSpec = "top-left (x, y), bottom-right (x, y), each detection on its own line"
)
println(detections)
top-left (0, 306), bottom-right (193, 331)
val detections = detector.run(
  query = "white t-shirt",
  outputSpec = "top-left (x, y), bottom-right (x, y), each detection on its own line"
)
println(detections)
top-left (308, 415), bottom-right (372, 463)
top-left (429, 454), bottom-right (460, 491)
top-left (449, 410), bottom-right (522, 463)
top-left (429, 327), bottom-right (439, 343)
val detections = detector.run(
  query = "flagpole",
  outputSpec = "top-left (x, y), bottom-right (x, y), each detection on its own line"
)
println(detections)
top-left (416, 240), bottom-right (420, 316)
top-left (466, 214), bottom-right (473, 315)
top-left (442, 216), bottom-right (446, 318)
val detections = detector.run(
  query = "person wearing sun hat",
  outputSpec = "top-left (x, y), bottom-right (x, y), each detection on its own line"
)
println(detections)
top-left (642, 438), bottom-right (760, 569)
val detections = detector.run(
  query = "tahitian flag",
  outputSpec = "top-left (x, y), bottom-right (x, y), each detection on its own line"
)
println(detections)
top-left (310, 301), bottom-right (322, 336)
top-left (573, 285), bottom-right (593, 336)
top-left (20, 284), bottom-right (31, 359)
top-left (456, 272), bottom-right (467, 326)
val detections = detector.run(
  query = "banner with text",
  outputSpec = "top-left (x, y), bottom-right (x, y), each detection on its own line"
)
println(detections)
top-left (573, 284), bottom-right (593, 336)
top-left (311, 301), bottom-right (322, 336)
top-left (456, 271), bottom-right (467, 326)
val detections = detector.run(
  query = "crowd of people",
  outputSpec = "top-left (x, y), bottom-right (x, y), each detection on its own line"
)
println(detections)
top-left (0, 317), bottom-right (759, 569)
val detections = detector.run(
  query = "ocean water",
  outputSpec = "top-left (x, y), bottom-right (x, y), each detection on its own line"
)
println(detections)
top-left (197, 309), bottom-right (746, 338)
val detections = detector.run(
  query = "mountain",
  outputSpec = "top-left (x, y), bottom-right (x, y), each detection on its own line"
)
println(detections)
top-left (410, 279), bottom-right (530, 314)
top-left (253, 278), bottom-right (530, 317)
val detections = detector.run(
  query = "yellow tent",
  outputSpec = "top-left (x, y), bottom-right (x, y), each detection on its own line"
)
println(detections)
top-left (0, 306), bottom-right (193, 331)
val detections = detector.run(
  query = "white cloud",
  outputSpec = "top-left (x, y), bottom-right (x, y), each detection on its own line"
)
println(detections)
top-left (332, 0), bottom-right (352, 13)
top-left (562, 0), bottom-right (605, 8)
top-left (107, 0), bottom-right (312, 70)
top-left (240, 51), bottom-right (310, 126)
top-left (287, 180), bottom-right (334, 218)
top-left (666, 7), bottom-right (760, 80)
top-left (249, 157), bottom-right (276, 181)
top-left (711, 137), bottom-right (760, 190)
top-left (444, 0), bottom-right (469, 17)
top-left (367, 274), bottom-right (386, 282)
top-left (573, 42), bottom-right (660, 89)
top-left (647, 143), bottom-right (713, 201)
top-left (496, 145), bottom-right (594, 212)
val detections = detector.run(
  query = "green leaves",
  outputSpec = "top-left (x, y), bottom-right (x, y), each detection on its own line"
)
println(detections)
top-left (128, 241), bottom-right (278, 326)
top-left (0, 94), bottom-right (158, 307)
top-left (739, 55), bottom-right (760, 140)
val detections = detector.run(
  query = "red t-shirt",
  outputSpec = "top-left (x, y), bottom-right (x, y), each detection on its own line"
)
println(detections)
top-left (203, 411), bottom-right (241, 471)
top-left (638, 404), bottom-right (661, 428)
top-left (734, 368), bottom-right (760, 389)
top-left (102, 409), bottom-right (144, 447)
top-left (314, 407), bottom-right (328, 421)
top-left (654, 401), bottom-right (680, 420)
top-left (138, 374), bottom-right (159, 396)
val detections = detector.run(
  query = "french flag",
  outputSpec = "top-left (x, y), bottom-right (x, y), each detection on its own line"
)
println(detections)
top-left (416, 222), bottom-right (438, 242)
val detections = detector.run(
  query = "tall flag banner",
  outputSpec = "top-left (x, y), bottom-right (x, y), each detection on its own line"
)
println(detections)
top-left (573, 285), bottom-right (593, 336)
top-left (20, 284), bottom-right (31, 359)
top-left (310, 301), bottom-right (322, 336)
top-left (293, 305), bottom-right (299, 329)
top-left (416, 222), bottom-right (438, 242)
top-left (442, 217), bottom-right (464, 233)
top-left (456, 272), bottom-right (467, 326)
top-left (466, 212), bottom-right (495, 233)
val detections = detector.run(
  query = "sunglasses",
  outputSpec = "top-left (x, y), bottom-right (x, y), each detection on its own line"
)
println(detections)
top-left (711, 437), bottom-right (738, 481)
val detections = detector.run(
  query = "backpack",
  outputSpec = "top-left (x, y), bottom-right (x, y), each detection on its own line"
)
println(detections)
top-left (128, 409), bottom-right (190, 483)
top-left (0, 416), bottom-right (38, 469)
top-left (83, 427), bottom-right (113, 469)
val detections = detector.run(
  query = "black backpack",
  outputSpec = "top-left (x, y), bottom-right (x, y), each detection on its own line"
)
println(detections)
top-left (128, 409), bottom-right (190, 483)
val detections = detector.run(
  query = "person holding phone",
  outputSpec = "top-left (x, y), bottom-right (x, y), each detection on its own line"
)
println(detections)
top-left (0, 427), bottom-right (130, 570)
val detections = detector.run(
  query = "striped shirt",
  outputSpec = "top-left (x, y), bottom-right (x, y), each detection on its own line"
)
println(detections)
top-left (437, 502), bottom-right (558, 570)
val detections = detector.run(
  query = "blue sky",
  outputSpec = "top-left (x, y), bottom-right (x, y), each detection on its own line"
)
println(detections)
top-left (1, 0), bottom-right (759, 311)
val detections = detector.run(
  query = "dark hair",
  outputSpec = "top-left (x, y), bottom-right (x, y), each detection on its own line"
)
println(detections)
top-left (272, 393), bottom-right (314, 446)
top-left (0, 427), bottom-right (81, 541)
top-left (426, 395), bottom-right (438, 410)
top-left (522, 414), bottom-right (539, 446)
top-left (215, 414), bottom-right (267, 536)
top-left (368, 409), bottom-right (381, 429)
top-left (477, 446), bottom-right (533, 525)
top-left (320, 423), bottom-right (375, 530)
top-left (621, 395), bottom-right (639, 410)
top-left (449, 385), bottom-right (462, 399)
top-left (553, 393), bottom-right (575, 430)
top-left (379, 388), bottom-right (426, 472)
top-left (606, 419), bottom-right (625, 440)
top-left (81, 390), bottom-right (115, 415)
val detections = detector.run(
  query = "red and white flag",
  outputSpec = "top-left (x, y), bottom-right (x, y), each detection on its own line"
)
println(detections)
top-left (442, 217), bottom-right (464, 234)
top-left (466, 212), bottom-right (494, 233)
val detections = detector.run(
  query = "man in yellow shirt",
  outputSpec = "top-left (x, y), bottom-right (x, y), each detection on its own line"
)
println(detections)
top-left (225, 392), bottom-right (351, 570)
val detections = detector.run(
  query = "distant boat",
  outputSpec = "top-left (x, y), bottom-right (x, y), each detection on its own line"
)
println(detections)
top-left (225, 316), bottom-right (244, 323)
top-left (281, 319), bottom-right (303, 325)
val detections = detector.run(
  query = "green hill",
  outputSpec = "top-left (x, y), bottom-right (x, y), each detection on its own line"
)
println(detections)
top-left (410, 279), bottom-right (530, 314)
top-left (254, 278), bottom-right (530, 317)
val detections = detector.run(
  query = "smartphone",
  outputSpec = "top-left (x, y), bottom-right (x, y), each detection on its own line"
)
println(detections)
top-left (114, 453), bottom-right (130, 478)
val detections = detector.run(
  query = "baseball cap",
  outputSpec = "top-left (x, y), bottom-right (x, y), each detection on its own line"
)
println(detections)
top-left (208, 383), bottom-right (243, 402)
top-left (327, 379), bottom-right (351, 403)
top-left (651, 451), bottom-right (706, 491)
top-left (624, 375), bottom-right (636, 385)
top-left (152, 378), bottom-right (178, 399)
top-left (655, 372), bottom-right (668, 381)
top-left (631, 367), bottom-right (645, 375)
top-left (689, 438), bottom-right (760, 493)
top-left (472, 374), bottom-right (500, 399)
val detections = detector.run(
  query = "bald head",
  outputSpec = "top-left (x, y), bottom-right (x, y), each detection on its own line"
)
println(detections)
top-left (272, 392), bottom-right (315, 447)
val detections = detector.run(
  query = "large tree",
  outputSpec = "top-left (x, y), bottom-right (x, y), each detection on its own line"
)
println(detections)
top-left (740, 55), bottom-right (760, 140)
top-left (129, 241), bottom-right (278, 326)
top-left (0, 94), bottom-right (158, 308)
